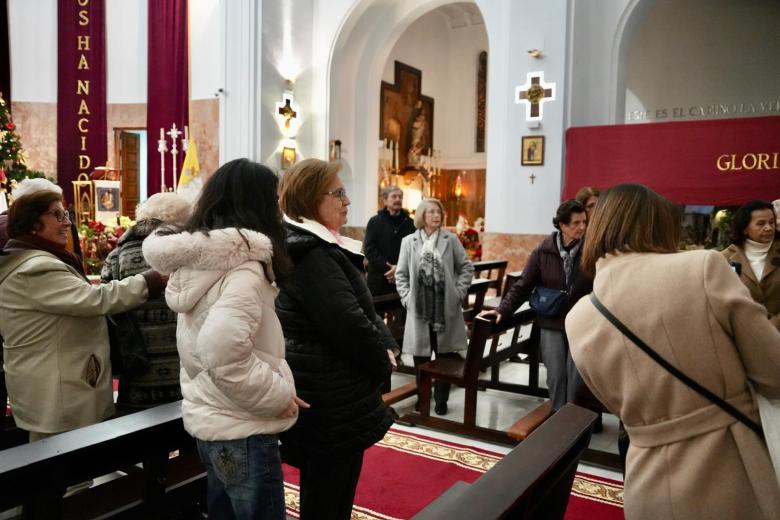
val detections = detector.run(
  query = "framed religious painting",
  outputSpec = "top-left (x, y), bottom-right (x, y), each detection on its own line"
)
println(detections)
top-left (93, 180), bottom-right (121, 225)
top-left (521, 135), bottom-right (544, 166)
top-left (281, 146), bottom-right (297, 170)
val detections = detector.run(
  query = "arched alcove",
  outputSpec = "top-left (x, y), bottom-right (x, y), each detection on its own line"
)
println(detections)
top-left (620, 0), bottom-right (780, 124)
top-left (326, 0), bottom-right (488, 226)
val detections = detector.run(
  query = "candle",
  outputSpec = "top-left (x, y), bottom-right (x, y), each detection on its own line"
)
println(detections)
top-left (184, 125), bottom-right (189, 141)
top-left (159, 128), bottom-right (164, 140)
top-left (393, 141), bottom-right (398, 169)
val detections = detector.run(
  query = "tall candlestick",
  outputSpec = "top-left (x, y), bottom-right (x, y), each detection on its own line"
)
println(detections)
top-left (393, 141), bottom-right (398, 170)
top-left (157, 131), bottom-right (168, 192)
top-left (167, 124), bottom-right (182, 191)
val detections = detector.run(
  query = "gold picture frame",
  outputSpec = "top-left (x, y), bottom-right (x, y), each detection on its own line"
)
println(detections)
top-left (281, 146), bottom-right (297, 170)
top-left (521, 135), bottom-right (544, 166)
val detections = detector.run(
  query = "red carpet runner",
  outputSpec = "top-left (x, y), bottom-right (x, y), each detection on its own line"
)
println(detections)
top-left (283, 428), bottom-right (623, 519)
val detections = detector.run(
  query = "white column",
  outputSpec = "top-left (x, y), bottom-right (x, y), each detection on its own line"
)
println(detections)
top-left (220, 0), bottom-right (262, 163)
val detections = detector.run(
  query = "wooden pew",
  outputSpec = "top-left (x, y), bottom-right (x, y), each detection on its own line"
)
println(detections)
top-left (483, 270), bottom-right (522, 310)
top-left (412, 404), bottom-right (597, 520)
top-left (0, 401), bottom-right (206, 519)
top-left (471, 259), bottom-right (508, 298)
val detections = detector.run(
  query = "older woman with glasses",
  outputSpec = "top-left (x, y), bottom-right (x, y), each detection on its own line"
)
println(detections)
top-left (395, 198), bottom-right (474, 415)
top-left (0, 189), bottom-right (164, 442)
top-left (276, 159), bottom-right (398, 520)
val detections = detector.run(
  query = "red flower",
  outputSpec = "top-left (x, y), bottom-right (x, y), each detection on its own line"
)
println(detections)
top-left (5, 122), bottom-right (14, 130)
top-left (88, 220), bottom-right (106, 233)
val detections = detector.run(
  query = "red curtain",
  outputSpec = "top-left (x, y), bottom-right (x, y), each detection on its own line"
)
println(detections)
top-left (57, 0), bottom-right (107, 203)
top-left (146, 0), bottom-right (189, 195)
top-left (563, 115), bottom-right (780, 206)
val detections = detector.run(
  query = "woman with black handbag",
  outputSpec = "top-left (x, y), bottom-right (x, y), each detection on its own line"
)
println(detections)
top-left (481, 199), bottom-right (596, 420)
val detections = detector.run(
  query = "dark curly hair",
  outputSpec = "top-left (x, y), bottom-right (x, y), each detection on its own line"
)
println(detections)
top-left (552, 199), bottom-right (587, 230)
top-left (729, 200), bottom-right (777, 246)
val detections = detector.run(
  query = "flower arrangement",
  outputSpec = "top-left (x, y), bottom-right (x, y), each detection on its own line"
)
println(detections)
top-left (457, 217), bottom-right (484, 261)
top-left (78, 217), bottom-right (135, 275)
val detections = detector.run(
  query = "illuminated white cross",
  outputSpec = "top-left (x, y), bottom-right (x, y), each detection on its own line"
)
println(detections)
top-left (515, 71), bottom-right (556, 122)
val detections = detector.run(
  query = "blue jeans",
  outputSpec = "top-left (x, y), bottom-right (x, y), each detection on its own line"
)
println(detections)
top-left (196, 434), bottom-right (286, 520)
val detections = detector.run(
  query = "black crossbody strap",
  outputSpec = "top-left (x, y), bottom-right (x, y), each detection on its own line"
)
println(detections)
top-left (589, 293), bottom-right (764, 439)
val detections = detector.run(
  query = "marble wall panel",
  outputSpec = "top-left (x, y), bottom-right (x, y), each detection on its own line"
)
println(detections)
top-left (10, 102), bottom-right (57, 178)
top-left (190, 99), bottom-right (219, 179)
top-left (482, 232), bottom-right (547, 273)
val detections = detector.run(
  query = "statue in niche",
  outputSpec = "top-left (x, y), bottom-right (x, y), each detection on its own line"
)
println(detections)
top-left (407, 101), bottom-right (429, 169)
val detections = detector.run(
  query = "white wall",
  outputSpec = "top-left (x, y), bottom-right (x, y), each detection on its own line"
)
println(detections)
top-left (9, 0), bottom-right (57, 102)
top-left (190, 0), bottom-right (223, 101)
top-left (9, 0), bottom-right (224, 105)
top-left (259, 0), bottom-right (313, 167)
top-left (625, 0), bottom-right (780, 123)
top-left (106, 0), bottom-right (147, 103)
top-left (480, 0), bottom-right (569, 234)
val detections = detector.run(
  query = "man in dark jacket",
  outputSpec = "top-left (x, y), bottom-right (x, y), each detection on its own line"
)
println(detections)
top-left (364, 186), bottom-right (415, 296)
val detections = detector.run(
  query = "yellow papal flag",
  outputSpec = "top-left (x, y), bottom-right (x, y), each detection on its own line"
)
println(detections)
top-left (178, 139), bottom-right (201, 189)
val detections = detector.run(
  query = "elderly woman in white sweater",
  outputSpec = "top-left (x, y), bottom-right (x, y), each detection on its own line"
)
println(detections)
top-left (144, 159), bottom-right (306, 520)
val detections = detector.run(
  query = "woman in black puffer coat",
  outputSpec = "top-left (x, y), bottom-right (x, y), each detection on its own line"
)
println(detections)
top-left (276, 159), bottom-right (398, 520)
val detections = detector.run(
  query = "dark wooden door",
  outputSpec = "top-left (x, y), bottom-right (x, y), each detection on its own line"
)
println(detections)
top-left (119, 131), bottom-right (140, 218)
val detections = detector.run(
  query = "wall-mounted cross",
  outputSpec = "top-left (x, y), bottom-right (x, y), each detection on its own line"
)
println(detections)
top-left (529, 173), bottom-right (537, 184)
top-left (515, 71), bottom-right (556, 121)
top-left (278, 99), bottom-right (298, 129)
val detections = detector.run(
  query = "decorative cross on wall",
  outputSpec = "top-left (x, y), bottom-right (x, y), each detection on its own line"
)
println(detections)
top-left (515, 71), bottom-right (556, 121)
top-left (275, 90), bottom-right (301, 137)
top-left (278, 98), bottom-right (297, 129)
top-left (529, 173), bottom-right (537, 184)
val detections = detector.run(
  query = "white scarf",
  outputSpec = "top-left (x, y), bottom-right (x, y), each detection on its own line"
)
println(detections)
top-left (744, 238), bottom-right (772, 281)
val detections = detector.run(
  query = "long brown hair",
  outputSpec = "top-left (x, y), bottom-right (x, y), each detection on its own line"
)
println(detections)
top-left (580, 184), bottom-right (681, 275)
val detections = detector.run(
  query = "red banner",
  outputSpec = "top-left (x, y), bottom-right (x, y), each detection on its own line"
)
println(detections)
top-left (563, 116), bottom-right (780, 206)
top-left (146, 0), bottom-right (189, 195)
top-left (57, 0), bottom-right (107, 203)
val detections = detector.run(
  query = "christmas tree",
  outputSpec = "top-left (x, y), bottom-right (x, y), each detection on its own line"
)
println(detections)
top-left (0, 93), bottom-right (46, 202)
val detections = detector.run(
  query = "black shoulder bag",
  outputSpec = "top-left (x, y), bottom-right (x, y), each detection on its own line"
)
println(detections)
top-left (589, 293), bottom-right (764, 439)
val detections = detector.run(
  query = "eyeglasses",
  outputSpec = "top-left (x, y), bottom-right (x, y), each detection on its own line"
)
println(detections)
top-left (43, 209), bottom-right (71, 223)
top-left (324, 188), bottom-right (348, 201)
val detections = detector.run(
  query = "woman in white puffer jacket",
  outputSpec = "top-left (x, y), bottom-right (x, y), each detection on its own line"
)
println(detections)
top-left (144, 159), bottom-right (306, 520)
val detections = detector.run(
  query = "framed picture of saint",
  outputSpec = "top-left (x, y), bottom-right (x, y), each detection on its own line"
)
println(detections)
top-left (94, 180), bottom-right (121, 224)
top-left (521, 135), bottom-right (544, 166)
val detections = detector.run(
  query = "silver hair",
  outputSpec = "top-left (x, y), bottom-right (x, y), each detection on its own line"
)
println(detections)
top-left (413, 198), bottom-right (445, 229)
top-left (136, 192), bottom-right (193, 226)
top-left (381, 185), bottom-right (402, 199)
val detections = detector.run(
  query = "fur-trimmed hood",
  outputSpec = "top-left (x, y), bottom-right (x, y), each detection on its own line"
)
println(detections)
top-left (143, 227), bottom-right (273, 274)
top-left (143, 228), bottom-right (275, 314)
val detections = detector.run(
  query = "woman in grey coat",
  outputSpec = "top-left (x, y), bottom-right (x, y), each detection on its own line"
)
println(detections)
top-left (395, 198), bottom-right (474, 415)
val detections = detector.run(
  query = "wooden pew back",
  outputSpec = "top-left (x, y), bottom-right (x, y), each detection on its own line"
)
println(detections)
top-left (412, 404), bottom-right (597, 520)
top-left (0, 401), bottom-right (205, 518)
top-left (471, 259), bottom-right (508, 296)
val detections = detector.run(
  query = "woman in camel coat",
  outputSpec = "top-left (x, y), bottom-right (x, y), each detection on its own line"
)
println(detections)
top-left (566, 184), bottom-right (780, 520)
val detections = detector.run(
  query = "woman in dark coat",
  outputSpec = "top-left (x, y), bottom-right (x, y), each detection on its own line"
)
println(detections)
top-left (276, 159), bottom-right (398, 520)
top-left (482, 200), bottom-right (595, 417)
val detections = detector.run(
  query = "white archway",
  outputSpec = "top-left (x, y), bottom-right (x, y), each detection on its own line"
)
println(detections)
top-left (325, 0), bottom-right (487, 225)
